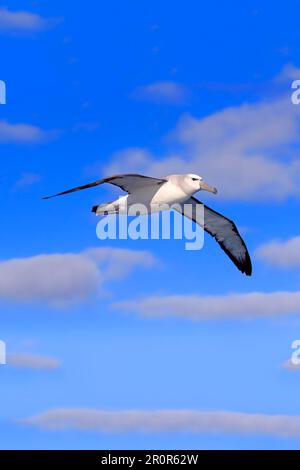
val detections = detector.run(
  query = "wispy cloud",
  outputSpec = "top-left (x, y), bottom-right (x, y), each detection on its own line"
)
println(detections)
top-left (14, 172), bottom-right (41, 189)
top-left (282, 359), bottom-right (300, 371)
top-left (20, 408), bottom-right (300, 437)
top-left (256, 236), bottom-right (300, 269)
top-left (0, 7), bottom-right (60, 35)
top-left (0, 248), bottom-right (158, 307)
top-left (0, 121), bottom-right (57, 144)
top-left (72, 122), bottom-right (101, 133)
top-left (113, 291), bottom-right (300, 321)
top-left (7, 353), bottom-right (60, 370)
top-left (133, 81), bottom-right (189, 105)
top-left (106, 67), bottom-right (300, 201)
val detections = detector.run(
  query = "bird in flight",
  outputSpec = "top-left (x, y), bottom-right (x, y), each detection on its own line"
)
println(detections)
top-left (43, 173), bottom-right (252, 276)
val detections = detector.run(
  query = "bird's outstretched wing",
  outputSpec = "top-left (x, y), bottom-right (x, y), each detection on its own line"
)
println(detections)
top-left (174, 196), bottom-right (252, 276)
top-left (43, 173), bottom-right (167, 199)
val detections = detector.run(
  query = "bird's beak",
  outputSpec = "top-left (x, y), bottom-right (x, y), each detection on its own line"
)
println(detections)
top-left (200, 180), bottom-right (218, 194)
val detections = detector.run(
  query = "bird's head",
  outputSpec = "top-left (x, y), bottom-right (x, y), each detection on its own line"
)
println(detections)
top-left (185, 174), bottom-right (218, 195)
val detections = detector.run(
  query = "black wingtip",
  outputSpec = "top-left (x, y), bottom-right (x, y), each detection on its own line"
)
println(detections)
top-left (242, 252), bottom-right (252, 276)
top-left (245, 265), bottom-right (252, 276)
top-left (91, 205), bottom-right (98, 213)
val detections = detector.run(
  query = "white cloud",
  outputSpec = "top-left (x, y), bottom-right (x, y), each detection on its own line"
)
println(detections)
top-left (0, 248), bottom-right (157, 307)
top-left (112, 291), bottom-right (300, 320)
top-left (133, 81), bottom-right (189, 104)
top-left (256, 236), bottom-right (300, 269)
top-left (0, 7), bottom-right (59, 34)
top-left (20, 408), bottom-right (300, 437)
top-left (105, 68), bottom-right (300, 201)
top-left (7, 353), bottom-right (60, 370)
top-left (275, 64), bottom-right (300, 83)
top-left (105, 147), bottom-right (186, 178)
top-left (0, 121), bottom-right (56, 143)
top-left (0, 253), bottom-right (99, 306)
top-left (84, 247), bottom-right (159, 281)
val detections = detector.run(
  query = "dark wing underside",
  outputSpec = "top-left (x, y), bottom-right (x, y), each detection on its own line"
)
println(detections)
top-left (174, 196), bottom-right (252, 276)
top-left (43, 174), bottom-right (167, 199)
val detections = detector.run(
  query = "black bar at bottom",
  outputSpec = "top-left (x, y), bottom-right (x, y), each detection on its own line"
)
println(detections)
top-left (0, 450), bottom-right (299, 465)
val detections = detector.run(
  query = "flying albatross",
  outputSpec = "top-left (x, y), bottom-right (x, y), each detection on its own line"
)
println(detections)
top-left (43, 173), bottom-right (252, 276)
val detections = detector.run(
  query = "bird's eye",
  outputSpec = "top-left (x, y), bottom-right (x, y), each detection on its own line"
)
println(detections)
top-left (191, 177), bottom-right (198, 181)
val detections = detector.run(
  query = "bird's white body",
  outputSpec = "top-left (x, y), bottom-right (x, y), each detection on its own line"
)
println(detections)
top-left (95, 174), bottom-right (215, 215)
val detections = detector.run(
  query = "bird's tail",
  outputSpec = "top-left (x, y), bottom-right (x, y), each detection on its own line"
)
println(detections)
top-left (91, 201), bottom-right (119, 216)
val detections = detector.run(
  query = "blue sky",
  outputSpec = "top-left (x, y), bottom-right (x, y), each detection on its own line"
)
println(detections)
top-left (1, 0), bottom-right (300, 449)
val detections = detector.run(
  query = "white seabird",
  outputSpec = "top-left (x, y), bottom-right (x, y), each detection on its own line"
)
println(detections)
top-left (43, 173), bottom-right (252, 276)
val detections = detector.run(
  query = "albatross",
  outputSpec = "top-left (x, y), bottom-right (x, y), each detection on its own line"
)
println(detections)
top-left (43, 173), bottom-right (252, 276)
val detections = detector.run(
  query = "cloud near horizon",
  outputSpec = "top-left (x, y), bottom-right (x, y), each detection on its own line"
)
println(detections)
top-left (21, 408), bottom-right (300, 437)
top-left (105, 67), bottom-right (300, 202)
top-left (112, 290), bottom-right (300, 320)
top-left (0, 248), bottom-right (158, 307)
